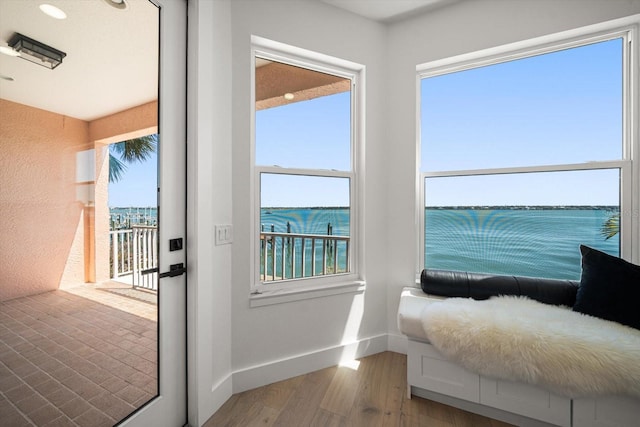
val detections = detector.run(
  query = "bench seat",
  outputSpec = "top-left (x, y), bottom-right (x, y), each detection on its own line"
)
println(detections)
top-left (398, 284), bottom-right (640, 427)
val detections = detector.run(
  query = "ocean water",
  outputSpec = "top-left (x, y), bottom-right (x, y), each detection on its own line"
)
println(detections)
top-left (260, 207), bottom-right (620, 281)
top-left (261, 208), bottom-right (350, 236)
top-left (425, 208), bottom-right (619, 280)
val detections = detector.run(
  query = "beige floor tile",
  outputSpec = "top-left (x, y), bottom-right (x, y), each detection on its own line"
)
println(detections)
top-left (1, 286), bottom-right (157, 426)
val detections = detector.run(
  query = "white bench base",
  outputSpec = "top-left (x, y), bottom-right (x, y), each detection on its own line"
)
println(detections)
top-left (411, 385), bottom-right (560, 427)
top-left (400, 288), bottom-right (640, 427)
top-left (408, 339), bottom-right (571, 427)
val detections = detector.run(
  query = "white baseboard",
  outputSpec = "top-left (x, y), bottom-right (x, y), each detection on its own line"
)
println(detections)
top-left (191, 373), bottom-right (233, 427)
top-left (209, 374), bottom-right (233, 419)
top-left (232, 334), bottom-right (388, 393)
top-left (387, 333), bottom-right (408, 354)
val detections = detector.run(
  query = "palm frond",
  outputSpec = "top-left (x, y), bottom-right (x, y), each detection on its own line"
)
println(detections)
top-left (112, 134), bottom-right (157, 164)
top-left (109, 152), bottom-right (127, 183)
top-left (108, 134), bottom-right (157, 183)
top-left (600, 212), bottom-right (620, 240)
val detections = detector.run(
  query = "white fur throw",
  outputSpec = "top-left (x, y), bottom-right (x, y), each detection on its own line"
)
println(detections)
top-left (421, 296), bottom-right (640, 398)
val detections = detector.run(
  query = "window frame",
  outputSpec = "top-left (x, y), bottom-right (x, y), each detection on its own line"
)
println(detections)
top-left (250, 36), bottom-right (365, 303)
top-left (416, 21), bottom-right (639, 277)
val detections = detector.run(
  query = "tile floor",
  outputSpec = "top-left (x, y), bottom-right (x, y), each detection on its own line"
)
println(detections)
top-left (0, 283), bottom-right (157, 426)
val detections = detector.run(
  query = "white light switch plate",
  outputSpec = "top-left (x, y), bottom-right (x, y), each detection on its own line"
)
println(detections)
top-left (215, 225), bottom-right (233, 245)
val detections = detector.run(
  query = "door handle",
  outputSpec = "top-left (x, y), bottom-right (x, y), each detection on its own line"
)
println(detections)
top-left (141, 263), bottom-right (186, 278)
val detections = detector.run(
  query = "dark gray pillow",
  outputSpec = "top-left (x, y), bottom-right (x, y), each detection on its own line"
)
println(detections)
top-left (573, 245), bottom-right (640, 331)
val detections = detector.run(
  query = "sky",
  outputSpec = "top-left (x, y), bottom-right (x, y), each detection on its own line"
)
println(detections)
top-left (109, 37), bottom-right (623, 209)
top-left (421, 37), bottom-right (623, 206)
top-left (108, 149), bottom-right (157, 207)
top-left (256, 91), bottom-right (352, 207)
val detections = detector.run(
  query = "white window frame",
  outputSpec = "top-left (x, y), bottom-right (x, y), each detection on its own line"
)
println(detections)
top-left (416, 17), bottom-right (640, 277)
top-left (250, 36), bottom-right (365, 305)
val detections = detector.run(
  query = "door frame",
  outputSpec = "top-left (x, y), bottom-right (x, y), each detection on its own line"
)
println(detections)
top-left (119, 0), bottom-right (187, 424)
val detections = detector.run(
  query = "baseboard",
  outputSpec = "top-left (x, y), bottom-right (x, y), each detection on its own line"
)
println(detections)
top-left (387, 333), bottom-right (408, 354)
top-left (189, 373), bottom-right (233, 427)
top-left (208, 374), bottom-right (233, 420)
top-left (232, 334), bottom-right (388, 393)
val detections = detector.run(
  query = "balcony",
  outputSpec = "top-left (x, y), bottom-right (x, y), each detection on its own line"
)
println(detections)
top-left (110, 226), bottom-right (159, 291)
top-left (0, 216), bottom-right (160, 425)
top-left (0, 282), bottom-right (157, 425)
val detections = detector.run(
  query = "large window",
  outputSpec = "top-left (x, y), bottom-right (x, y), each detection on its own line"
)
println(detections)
top-left (419, 30), bottom-right (636, 280)
top-left (252, 41), bottom-right (362, 294)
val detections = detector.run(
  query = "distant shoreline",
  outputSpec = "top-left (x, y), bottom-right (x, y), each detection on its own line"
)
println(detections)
top-left (111, 206), bottom-right (618, 211)
top-left (261, 206), bottom-right (618, 211)
top-left (262, 207), bottom-right (349, 211)
top-left (426, 205), bottom-right (618, 211)
top-left (110, 206), bottom-right (157, 210)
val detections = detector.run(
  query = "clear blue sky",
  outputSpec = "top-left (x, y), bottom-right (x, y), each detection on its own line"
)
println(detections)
top-left (108, 150), bottom-right (157, 207)
top-left (421, 37), bottom-right (622, 206)
top-left (110, 38), bottom-right (622, 209)
top-left (256, 91), bottom-right (351, 207)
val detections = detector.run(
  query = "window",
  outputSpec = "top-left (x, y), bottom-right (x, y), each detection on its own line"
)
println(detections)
top-left (418, 29), bottom-right (637, 281)
top-left (252, 39), bottom-right (362, 296)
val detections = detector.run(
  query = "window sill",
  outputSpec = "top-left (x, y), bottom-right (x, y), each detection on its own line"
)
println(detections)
top-left (249, 280), bottom-right (366, 307)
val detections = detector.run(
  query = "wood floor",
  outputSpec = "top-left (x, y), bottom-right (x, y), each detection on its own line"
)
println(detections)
top-left (205, 351), bottom-right (514, 427)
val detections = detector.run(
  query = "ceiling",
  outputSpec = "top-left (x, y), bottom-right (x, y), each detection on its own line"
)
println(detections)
top-left (0, 0), bottom-right (458, 122)
top-left (321, 0), bottom-right (461, 22)
top-left (0, 0), bottom-right (158, 122)
top-left (256, 59), bottom-right (351, 110)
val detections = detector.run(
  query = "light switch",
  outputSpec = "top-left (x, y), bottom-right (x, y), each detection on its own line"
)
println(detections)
top-left (215, 225), bottom-right (233, 245)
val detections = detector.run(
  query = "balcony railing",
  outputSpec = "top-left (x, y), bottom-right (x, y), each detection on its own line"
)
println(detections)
top-left (260, 231), bottom-right (350, 282)
top-left (110, 229), bottom-right (133, 278)
top-left (110, 226), bottom-right (158, 291)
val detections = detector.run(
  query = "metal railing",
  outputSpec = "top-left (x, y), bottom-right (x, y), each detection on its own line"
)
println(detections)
top-left (260, 231), bottom-right (350, 282)
top-left (110, 226), bottom-right (158, 291)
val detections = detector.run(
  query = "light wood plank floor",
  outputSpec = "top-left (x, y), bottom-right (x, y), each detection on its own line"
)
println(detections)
top-left (205, 351), bottom-right (514, 427)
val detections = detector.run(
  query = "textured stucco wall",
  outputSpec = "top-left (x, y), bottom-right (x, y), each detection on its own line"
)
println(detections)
top-left (93, 145), bottom-right (110, 284)
top-left (0, 99), bottom-right (158, 301)
top-left (0, 99), bottom-right (90, 301)
top-left (90, 101), bottom-right (158, 144)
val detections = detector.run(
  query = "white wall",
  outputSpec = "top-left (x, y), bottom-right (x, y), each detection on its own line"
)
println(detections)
top-left (189, 0), bottom-right (640, 423)
top-left (384, 0), bottom-right (640, 339)
top-left (188, 0), bottom-right (233, 425)
top-left (229, 0), bottom-right (390, 390)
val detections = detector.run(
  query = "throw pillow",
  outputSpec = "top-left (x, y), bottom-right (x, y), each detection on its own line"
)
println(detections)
top-left (573, 244), bottom-right (640, 331)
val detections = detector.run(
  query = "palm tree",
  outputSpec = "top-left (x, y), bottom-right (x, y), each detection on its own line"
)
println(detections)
top-left (600, 212), bottom-right (620, 240)
top-left (109, 134), bottom-right (157, 183)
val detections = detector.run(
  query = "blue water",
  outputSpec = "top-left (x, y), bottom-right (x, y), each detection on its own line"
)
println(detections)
top-left (261, 208), bottom-right (350, 236)
top-left (425, 208), bottom-right (619, 280)
top-left (260, 207), bottom-right (620, 281)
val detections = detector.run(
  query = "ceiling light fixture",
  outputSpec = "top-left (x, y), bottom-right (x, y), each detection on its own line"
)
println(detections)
top-left (0, 46), bottom-right (20, 57)
top-left (39, 4), bottom-right (67, 19)
top-left (8, 33), bottom-right (66, 70)
top-left (103, 0), bottom-right (129, 10)
top-left (284, 93), bottom-right (295, 100)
